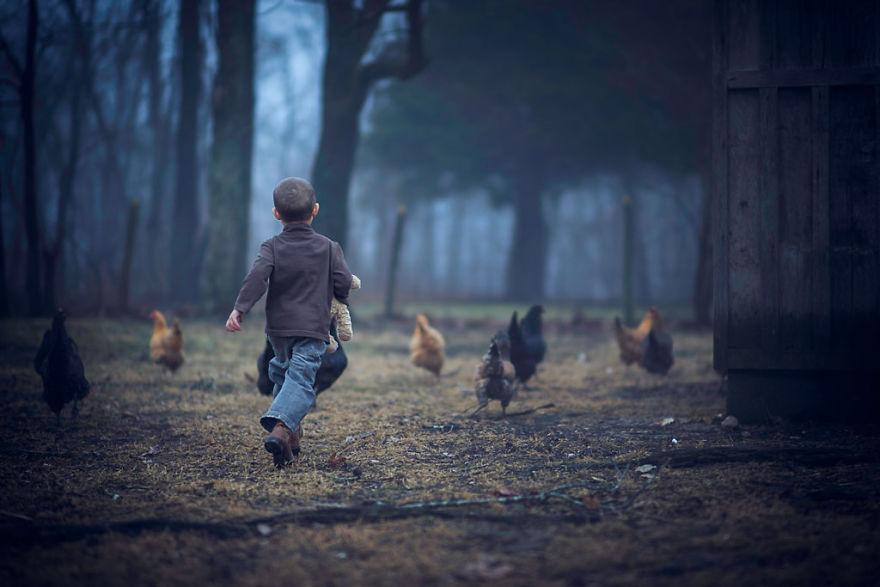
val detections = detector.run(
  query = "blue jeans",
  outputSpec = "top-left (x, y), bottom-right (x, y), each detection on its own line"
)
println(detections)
top-left (260, 336), bottom-right (326, 433)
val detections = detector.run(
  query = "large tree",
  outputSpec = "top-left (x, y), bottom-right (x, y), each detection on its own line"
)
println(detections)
top-left (0, 0), bottom-right (40, 314)
top-left (202, 0), bottom-right (256, 313)
top-left (310, 0), bottom-right (428, 248)
top-left (169, 0), bottom-right (202, 304)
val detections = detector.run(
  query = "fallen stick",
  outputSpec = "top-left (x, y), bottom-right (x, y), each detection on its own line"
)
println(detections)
top-left (642, 446), bottom-right (880, 468)
top-left (0, 479), bottom-right (605, 546)
top-left (504, 403), bottom-right (555, 418)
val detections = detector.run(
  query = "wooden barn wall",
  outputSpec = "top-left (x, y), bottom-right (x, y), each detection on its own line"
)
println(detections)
top-left (714, 0), bottom-right (880, 373)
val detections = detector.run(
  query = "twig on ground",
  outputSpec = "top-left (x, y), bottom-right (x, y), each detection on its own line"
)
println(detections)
top-left (643, 446), bottom-right (879, 468)
top-left (503, 403), bottom-right (555, 418)
top-left (0, 459), bottom-right (671, 546)
top-left (336, 430), bottom-right (376, 455)
top-left (0, 510), bottom-right (33, 521)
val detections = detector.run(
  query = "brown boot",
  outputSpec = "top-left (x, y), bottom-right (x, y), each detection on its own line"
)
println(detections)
top-left (264, 422), bottom-right (295, 468)
top-left (289, 424), bottom-right (303, 456)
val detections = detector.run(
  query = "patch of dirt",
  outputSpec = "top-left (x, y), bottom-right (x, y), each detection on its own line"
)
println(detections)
top-left (1, 316), bottom-right (879, 586)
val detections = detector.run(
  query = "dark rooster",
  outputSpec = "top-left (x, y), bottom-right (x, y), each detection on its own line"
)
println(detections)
top-left (256, 322), bottom-right (348, 398)
top-left (33, 309), bottom-right (90, 425)
top-left (471, 335), bottom-right (517, 417)
top-left (508, 305), bottom-right (546, 386)
top-left (640, 312), bottom-right (674, 375)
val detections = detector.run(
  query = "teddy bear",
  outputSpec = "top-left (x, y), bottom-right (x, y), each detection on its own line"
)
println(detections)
top-left (326, 275), bottom-right (360, 353)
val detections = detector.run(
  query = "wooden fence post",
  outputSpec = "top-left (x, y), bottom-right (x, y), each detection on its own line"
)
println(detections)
top-left (119, 199), bottom-right (140, 312)
top-left (623, 194), bottom-right (634, 324)
top-left (384, 205), bottom-right (407, 319)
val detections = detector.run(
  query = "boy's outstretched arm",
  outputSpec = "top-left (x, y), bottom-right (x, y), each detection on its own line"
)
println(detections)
top-left (225, 241), bottom-right (273, 333)
top-left (225, 309), bottom-right (244, 332)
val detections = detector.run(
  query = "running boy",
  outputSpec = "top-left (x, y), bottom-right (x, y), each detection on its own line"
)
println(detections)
top-left (225, 177), bottom-right (352, 468)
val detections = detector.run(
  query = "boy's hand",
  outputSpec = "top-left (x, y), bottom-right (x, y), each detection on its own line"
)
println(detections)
top-left (225, 309), bottom-right (244, 332)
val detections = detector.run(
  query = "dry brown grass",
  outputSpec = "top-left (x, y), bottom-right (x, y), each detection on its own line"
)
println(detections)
top-left (1, 314), bottom-right (879, 586)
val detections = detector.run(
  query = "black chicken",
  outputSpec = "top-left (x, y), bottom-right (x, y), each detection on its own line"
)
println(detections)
top-left (256, 339), bottom-right (275, 396)
top-left (33, 309), bottom-right (90, 425)
top-left (256, 322), bottom-right (348, 398)
top-left (508, 305), bottom-right (546, 386)
top-left (640, 326), bottom-right (674, 375)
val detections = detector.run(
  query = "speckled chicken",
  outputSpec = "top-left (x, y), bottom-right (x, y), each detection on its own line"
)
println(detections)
top-left (471, 334), bottom-right (517, 417)
top-left (409, 313), bottom-right (445, 376)
top-left (34, 309), bottom-right (90, 425)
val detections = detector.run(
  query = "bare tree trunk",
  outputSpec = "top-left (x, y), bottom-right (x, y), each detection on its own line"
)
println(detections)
top-left (22, 0), bottom-right (41, 315)
top-left (169, 0), bottom-right (202, 304)
top-left (43, 55), bottom-right (82, 312)
top-left (311, 84), bottom-right (364, 247)
top-left (311, 0), bottom-right (427, 248)
top-left (505, 168), bottom-right (547, 302)
top-left (202, 0), bottom-right (256, 314)
top-left (143, 0), bottom-right (171, 299)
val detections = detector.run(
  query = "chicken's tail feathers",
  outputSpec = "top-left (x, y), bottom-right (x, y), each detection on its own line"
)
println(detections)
top-left (613, 316), bottom-right (627, 345)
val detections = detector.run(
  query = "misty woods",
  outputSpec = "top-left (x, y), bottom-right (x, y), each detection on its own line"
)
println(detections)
top-left (1, 1), bottom-right (711, 318)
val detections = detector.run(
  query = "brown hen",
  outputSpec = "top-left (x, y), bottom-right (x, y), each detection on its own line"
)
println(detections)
top-left (409, 313), bottom-right (445, 375)
top-left (613, 307), bottom-right (658, 366)
top-left (149, 310), bottom-right (185, 373)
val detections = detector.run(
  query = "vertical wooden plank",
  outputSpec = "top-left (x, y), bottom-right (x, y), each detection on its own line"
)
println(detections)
top-left (828, 86), bottom-right (871, 351)
top-left (728, 0), bottom-right (761, 70)
top-left (713, 0), bottom-right (730, 372)
top-left (728, 89), bottom-right (762, 349)
top-left (877, 85), bottom-right (880, 325)
top-left (876, 0), bottom-right (880, 67)
top-left (778, 88), bottom-right (813, 351)
top-left (776, 0), bottom-right (813, 69)
top-left (811, 0), bottom-right (825, 68)
top-left (824, 0), bottom-right (877, 68)
top-left (849, 86), bottom-right (879, 351)
top-left (811, 85), bottom-right (830, 353)
top-left (759, 87), bottom-right (780, 353)
top-left (759, 0), bottom-right (777, 70)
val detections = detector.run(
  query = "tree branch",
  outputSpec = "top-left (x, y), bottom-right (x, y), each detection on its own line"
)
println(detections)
top-left (358, 0), bottom-right (428, 88)
top-left (0, 31), bottom-right (23, 78)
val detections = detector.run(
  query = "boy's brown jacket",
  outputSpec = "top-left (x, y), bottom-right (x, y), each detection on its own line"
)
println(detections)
top-left (233, 223), bottom-right (352, 341)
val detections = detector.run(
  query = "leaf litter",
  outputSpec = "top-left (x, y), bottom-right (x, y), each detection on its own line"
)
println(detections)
top-left (0, 316), bottom-right (879, 585)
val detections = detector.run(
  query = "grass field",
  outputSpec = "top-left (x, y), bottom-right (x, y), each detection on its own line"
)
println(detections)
top-left (1, 310), bottom-right (878, 586)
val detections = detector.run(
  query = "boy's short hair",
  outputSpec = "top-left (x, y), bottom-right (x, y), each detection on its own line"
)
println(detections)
top-left (273, 177), bottom-right (316, 222)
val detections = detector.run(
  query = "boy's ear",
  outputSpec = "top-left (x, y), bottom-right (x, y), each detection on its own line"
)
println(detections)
top-left (312, 202), bottom-right (320, 218)
top-left (273, 207), bottom-right (282, 221)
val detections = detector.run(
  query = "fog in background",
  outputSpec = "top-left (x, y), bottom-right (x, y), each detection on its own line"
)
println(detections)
top-left (0, 0), bottom-right (711, 317)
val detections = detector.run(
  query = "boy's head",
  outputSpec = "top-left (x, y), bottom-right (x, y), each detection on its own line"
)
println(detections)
top-left (273, 177), bottom-right (318, 223)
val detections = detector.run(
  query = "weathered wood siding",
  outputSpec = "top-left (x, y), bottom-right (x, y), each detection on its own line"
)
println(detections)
top-left (714, 0), bottom-right (880, 373)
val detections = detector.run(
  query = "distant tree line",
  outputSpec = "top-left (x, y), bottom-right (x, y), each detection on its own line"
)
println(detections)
top-left (1, 0), bottom-right (711, 323)
top-left (0, 0), bottom-right (427, 317)
top-left (362, 0), bottom-right (712, 321)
